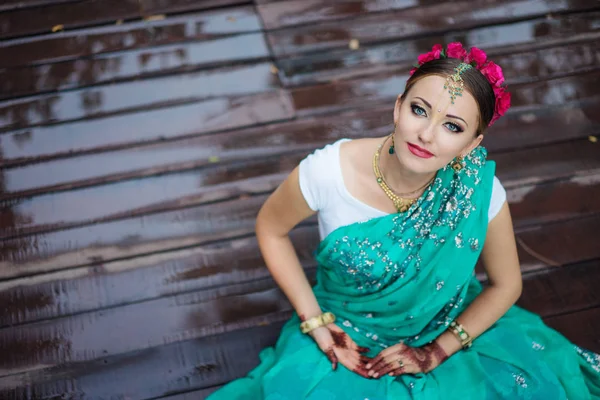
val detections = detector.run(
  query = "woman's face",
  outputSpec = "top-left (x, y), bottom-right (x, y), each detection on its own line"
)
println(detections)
top-left (393, 74), bottom-right (484, 175)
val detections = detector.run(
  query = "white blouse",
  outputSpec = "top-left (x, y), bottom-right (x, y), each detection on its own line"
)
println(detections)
top-left (298, 138), bottom-right (507, 240)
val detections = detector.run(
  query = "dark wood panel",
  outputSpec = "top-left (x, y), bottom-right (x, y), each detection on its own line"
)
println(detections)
top-left (278, 28), bottom-right (600, 87)
top-left (515, 215), bottom-right (600, 274)
top-left (1, 138), bottom-right (599, 274)
top-left (518, 259), bottom-right (600, 318)
top-left (0, 322), bottom-right (286, 399)
top-left (544, 307), bottom-right (600, 353)
top-left (0, 32), bottom-right (270, 100)
top-left (0, 0), bottom-right (80, 13)
top-left (158, 386), bottom-right (222, 400)
top-left (0, 5), bottom-right (261, 69)
top-left (0, 228), bottom-right (318, 328)
top-left (3, 95), bottom-right (598, 199)
top-left (0, 89), bottom-right (294, 168)
top-left (0, 0), bottom-right (252, 40)
top-left (0, 62), bottom-right (281, 132)
top-left (266, 0), bottom-right (599, 57)
top-left (2, 141), bottom-right (600, 242)
top-left (291, 69), bottom-right (600, 119)
top-left (257, 0), bottom-right (420, 29)
top-left (0, 216), bottom-right (598, 380)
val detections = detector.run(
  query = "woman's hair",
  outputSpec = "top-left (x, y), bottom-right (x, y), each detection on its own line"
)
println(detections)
top-left (401, 58), bottom-right (495, 135)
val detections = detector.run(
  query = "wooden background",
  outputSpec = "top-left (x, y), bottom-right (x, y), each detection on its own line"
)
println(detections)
top-left (1, 0), bottom-right (599, 398)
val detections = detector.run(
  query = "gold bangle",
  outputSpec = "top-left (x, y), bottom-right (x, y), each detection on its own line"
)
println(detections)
top-left (448, 320), bottom-right (473, 349)
top-left (300, 312), bottom-right (336, 334)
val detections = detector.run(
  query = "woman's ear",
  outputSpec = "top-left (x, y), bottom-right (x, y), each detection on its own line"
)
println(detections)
top-left (393, 94), bottom-right (403, 125)
top-left (462, 133), bottom-right (484, 156)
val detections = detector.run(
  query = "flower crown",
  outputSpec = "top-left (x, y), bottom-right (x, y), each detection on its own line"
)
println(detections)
top-left (410, 42), bottom-right (511, 127)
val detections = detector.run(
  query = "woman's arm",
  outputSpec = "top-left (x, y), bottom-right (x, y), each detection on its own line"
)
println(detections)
top-left (255, 166), bottom-right (322, 321)
top-left (436, 201), bottom-right (523, 356)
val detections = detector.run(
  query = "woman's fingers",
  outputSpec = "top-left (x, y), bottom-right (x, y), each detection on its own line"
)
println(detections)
top-left (375, 361), bottom-right (402, 377)
top-left (324, 346), bottom-right (338, 370)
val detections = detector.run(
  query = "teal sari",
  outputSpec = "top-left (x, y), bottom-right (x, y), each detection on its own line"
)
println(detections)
top-left (208, 147), bottom-right (600, 399)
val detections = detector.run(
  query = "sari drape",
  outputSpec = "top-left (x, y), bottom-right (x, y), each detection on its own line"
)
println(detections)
top-left (208, 147), bottom-right (600, 399)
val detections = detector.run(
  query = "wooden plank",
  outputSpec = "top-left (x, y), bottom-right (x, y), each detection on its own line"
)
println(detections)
top-left (0, 322), bottom-right (286, 399)
top-left (278, 27), bottom-right (600, 87)
top-left (3, 94), bottom-right (598, 199)
top-left (0, 32), bottom-right (270, 100)
top-left (544, 307), bottom-right (600, 353)
top-left (0, 6), bottom-right (262, 69)
top-left (290, 69), bottom-right (600, 119)
top-left (518, 259), bottom-right (600, 319)
top-left (2, 140), bottom-right (600, 242)
top-left (0, 89), bottom-right (295, 168)
top-left (0, 0), bottom-right (252, 40)
top-left (0, 216), bottom-right (598, 378)
top-left (0, 228), bottom-right (318, 328)
top-left (0, 61), bottom-right (281, 132)
top-left (257, 0), bottom-right (420, 30)
top-left (265, 0), bottom-right (600, 57)
top-left (158, 386), bottom-right (222, 400)
top-left (0, 0), bottom-right (80, 13)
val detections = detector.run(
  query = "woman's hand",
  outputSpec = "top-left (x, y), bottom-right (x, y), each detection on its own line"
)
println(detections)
top-left (365, 341), bottom-right (448, 378)
top-left (309, 324), bottom-right (372, 378)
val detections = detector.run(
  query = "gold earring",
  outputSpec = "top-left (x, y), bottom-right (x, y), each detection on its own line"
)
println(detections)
top-left (389, 123), bottom-right (397, 155)
top-left (451, 155), bottom-right (464, 172)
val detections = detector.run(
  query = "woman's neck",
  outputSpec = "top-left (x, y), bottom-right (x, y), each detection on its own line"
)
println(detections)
top-left (378, 136), bottom-right (436, 196)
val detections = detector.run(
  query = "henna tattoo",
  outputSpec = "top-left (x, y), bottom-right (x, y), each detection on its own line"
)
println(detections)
top-left (352, 364), bottom-right (372, 378)
top-left (399, 342), bottom-right (448, 372)
top-left (357, 346), bottom-right (370, 354)
top-left (325, 347), bottom-right (338, 370)
top-left (330, 330), bottom-right (350, 350)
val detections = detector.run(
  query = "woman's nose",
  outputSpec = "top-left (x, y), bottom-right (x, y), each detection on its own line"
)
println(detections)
top-left (418, 123), bottom-right (435, 143)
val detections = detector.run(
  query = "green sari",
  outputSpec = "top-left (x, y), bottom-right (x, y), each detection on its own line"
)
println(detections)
top-left (208, 147), bottom-right (600, 399)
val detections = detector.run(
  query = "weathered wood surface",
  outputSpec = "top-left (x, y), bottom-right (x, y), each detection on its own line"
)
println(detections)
top-left (1, 1), bottom-right (599, 399)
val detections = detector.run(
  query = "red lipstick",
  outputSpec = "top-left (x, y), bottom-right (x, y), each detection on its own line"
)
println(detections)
top-left (407, 143), bottom-right (434, 159)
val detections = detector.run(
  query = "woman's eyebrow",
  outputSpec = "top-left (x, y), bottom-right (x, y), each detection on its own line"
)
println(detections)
top-left (415, 96), bottom-right (468, 127)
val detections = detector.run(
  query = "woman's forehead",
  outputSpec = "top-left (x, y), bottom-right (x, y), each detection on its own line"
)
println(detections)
top-left (407, 75), bottom-right (479, 123)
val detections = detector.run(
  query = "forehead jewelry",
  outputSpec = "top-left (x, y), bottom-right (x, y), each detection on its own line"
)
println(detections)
top-left (444, 63), bottom-right (473, 104)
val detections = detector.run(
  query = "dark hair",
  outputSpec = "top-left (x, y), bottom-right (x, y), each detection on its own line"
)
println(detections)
top-left (401, 58), bottom-right (495, 135)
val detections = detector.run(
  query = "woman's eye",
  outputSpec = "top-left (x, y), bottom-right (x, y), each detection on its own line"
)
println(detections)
top-left (411, 104), bottom-right (426, 116)
top-left (445, 122), bottom-right (462, 133)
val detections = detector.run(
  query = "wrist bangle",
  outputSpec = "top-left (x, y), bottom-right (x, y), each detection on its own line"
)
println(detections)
top-left (448, 320), bottom-right (473, 349)
top-left (300, 312), bottom-right (336, 334)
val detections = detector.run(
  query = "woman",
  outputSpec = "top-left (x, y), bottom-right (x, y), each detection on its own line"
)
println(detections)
top-left (208, 43), bottom-right (600, 399)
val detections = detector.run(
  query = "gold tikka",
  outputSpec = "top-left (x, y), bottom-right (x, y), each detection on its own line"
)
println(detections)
top-left (373, 134), bottom-right (434, 213)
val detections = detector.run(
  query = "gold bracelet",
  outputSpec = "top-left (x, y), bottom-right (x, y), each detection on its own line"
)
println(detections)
top-left (448, 320), bottom-right (473, 349)
top-left (300, 312), bottom-right (336, 334)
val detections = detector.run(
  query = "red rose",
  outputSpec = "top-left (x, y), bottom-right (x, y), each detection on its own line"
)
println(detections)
top-left (417, 44), bottom-right (443, 65)
top-left (410, 67), bottom-right (418, 75)
top-left (489, 88), bottom-right (511, 126)
top-left (446, 42), bottom-right (467, 59)
top-left (480, 61), bottom-right (505, 87)
top-left (466, 47), bottom-right (487, 68)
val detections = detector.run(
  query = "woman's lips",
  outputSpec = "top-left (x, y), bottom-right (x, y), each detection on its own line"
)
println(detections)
top-left (407, 142), bottom-right (434, 159)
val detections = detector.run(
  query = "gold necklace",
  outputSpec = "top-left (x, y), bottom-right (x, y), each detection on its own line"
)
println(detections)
top-left (373, 134), bottom-right (435, 213)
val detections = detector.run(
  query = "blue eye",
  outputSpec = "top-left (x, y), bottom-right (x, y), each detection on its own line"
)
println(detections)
top-left (444, 122), bottom-right (463, 133)
top-left (411, 104), bottom-right (427, 116)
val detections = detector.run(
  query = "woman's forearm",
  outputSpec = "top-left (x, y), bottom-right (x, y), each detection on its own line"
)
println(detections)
top-left (436, 283), bottom-right (522, 356)
top-left (256, 232), bottom-right (322, 321)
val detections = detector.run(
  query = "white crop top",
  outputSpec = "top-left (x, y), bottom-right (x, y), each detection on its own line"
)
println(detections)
top-left (298, 138), bottom-right (507, 240)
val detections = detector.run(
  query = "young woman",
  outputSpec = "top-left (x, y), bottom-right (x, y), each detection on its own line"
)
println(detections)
top-left (208, 43), bottom-right (600, 399)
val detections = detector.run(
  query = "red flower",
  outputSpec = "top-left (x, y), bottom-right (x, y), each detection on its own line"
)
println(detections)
top-left (409, 67), bottom-right (418, 75)
top-left (417, 44), bottom-right (443, 65)
top-left (446, 42), bottom-right (467, 59)
top-left (489, 87), bottom-right (511, 126)
top-left (480, 61), bottom-right (505, 87)
top-left (466, 47), bottom-right (487, 68)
